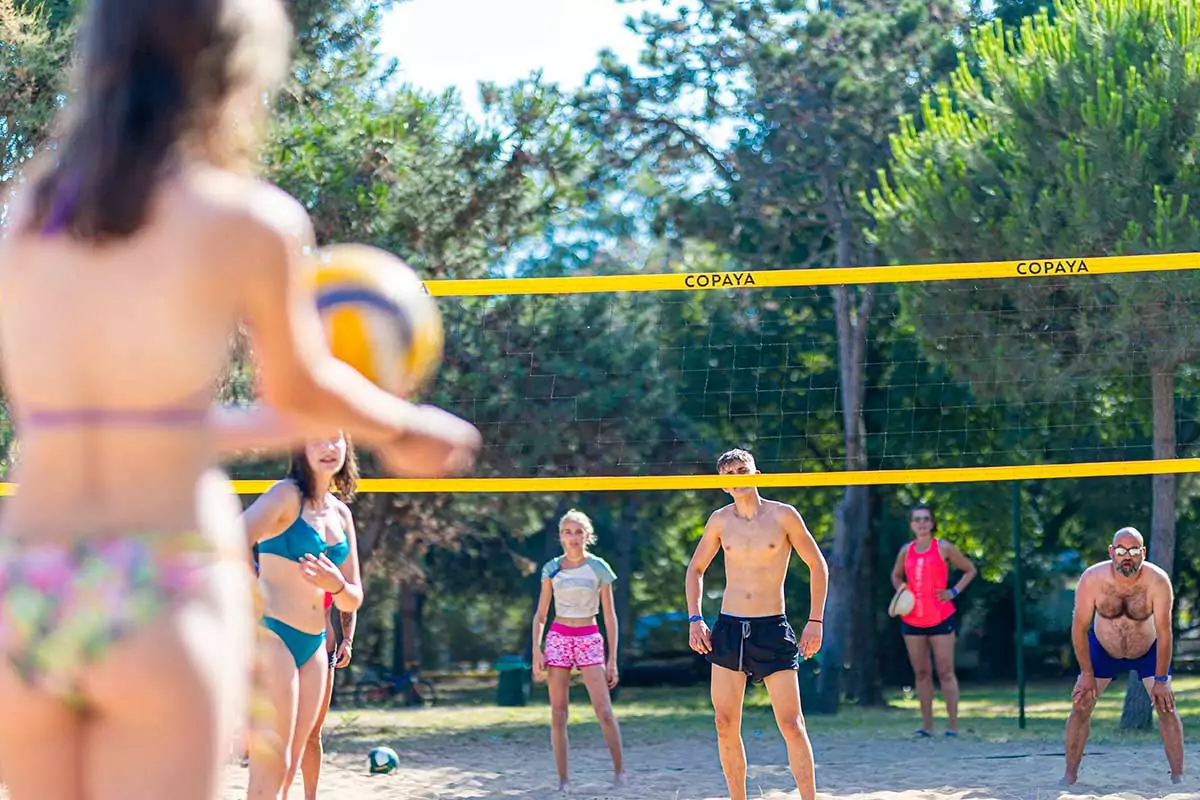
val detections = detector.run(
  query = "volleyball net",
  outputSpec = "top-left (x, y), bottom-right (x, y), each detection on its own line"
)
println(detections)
top-left (5, 251), bottom-right (1200, 496)
top-left (315, 250), bottom-right (1200, 493)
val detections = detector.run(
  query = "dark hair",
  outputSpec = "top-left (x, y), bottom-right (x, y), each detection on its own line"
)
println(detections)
top-left (287, 434), bottom-right (359, 505)
top-left (25, 0), bottom-right (291, 241)
top-left (910, 503), bottom-right (938, 533)
top-left (716, 448), bottom-right (755, 471)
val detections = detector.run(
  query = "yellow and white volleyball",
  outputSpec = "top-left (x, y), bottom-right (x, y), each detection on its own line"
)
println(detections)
top-left (310, 243), bottom-right (444, 396)
top-left (888, 585), bottom-right (915, 618)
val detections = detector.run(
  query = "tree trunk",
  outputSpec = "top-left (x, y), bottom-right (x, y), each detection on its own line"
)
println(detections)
top-left (813, 210), bottom-right (874, 713)
top-left (848, 489), bottom-right (884, 705)
top-left (393, 582), bottom-right (424, 673)
top-left (613, 497), bottom-right (637, 667)
top-left (522, 500), bottom-right (570, 660)
top-left (1120, 364), bottom-right (1177, 729)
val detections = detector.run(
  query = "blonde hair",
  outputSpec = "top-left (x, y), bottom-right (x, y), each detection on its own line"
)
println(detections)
top-left (558, 509), bottom-right (597, 547)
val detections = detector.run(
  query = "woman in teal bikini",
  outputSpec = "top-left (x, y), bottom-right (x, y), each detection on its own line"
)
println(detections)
top-left (243, 433), bottom-right (363, 798)
top-left (0, 2), bottom-right (479, 797)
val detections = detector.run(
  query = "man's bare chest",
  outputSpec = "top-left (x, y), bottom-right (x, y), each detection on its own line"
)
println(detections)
top-left (1095, 585), bottom-right (1152, 622)
top-left (722, 520), bottom-right (788, 563)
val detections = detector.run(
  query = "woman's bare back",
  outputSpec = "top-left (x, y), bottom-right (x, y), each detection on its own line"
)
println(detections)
top-left (0, 165), bottom-right (309, 541)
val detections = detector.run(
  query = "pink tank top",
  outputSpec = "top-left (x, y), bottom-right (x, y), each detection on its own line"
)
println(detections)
top-left (902, 539), bottom-right (955, 627)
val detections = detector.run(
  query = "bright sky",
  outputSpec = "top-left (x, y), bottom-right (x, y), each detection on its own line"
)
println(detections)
top-left (379, 0), bottom-right (654, 116)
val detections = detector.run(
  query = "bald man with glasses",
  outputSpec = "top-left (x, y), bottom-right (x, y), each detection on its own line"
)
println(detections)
top-left (1060, 526), bottom-right (1183, 786)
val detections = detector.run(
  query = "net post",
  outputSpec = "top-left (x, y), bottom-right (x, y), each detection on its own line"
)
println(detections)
top-left (1011, 480), bottom-right (1026, 729)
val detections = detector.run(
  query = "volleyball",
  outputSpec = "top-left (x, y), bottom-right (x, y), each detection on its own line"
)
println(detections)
top-left (367, 745), bottom-right (400, 774)
top-left (311, 243), bottom-right (444, 396)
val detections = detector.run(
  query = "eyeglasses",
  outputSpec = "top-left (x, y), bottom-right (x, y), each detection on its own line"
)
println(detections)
top-left (912, 516), bottom-right (932, 523)
top-left (1113, 546), bottom-right (1145, 558)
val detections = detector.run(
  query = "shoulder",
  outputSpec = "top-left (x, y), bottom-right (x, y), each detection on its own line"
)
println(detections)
top-left (182, 170), bottom-right (316, 263)
top-left (330, 496), bottom-right (356, 528)
top-left (250, 479), bottom-right (302, 520)
top-left (1077, 563), bottom-right (1110, 590)
top-left (540, 556), bottom-right (562, 579)
top-left (587, 554), bottom-right (617, 575)
top-left (768, 500), bottom-right (803, 524)
top-left (937, 539), bottom-right (959, 555)
top-left (897, 541), bottom-right (912, 558)
top-left (264, 478), bottom-right (303, 505)
top-left (707, 504), bottom-right (734, 527)
top-left (1141, 561), bottom-right (1173, 589)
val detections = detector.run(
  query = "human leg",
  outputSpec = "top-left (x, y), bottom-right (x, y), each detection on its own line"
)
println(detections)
top-left (280, 646), bottom-right (329, 800)
top-left (0, 535), bottom-right (251, 800)
top-left (579, 664), bottom-right (625, 784)
top-left (0, 661), bottom-right (83, 799)
top-left (902, 634), bottom-right (934, 733)
top-left (547, 667), bottom-right (572, 791)
top-left (1061, 675), bottom-right (1112, 785)
top-left (762, 668), bottom-right (815, 800)
top-left (710, 665), bottom-right (749, 800)
top-left (1140, 676), bottom-right (1184, 781)
top-left (248, 628), bottom-right (303, 800)
top-left (928, 632), bottom-right (959, 733)
top-left (300, 619), bottom-right (337, 800)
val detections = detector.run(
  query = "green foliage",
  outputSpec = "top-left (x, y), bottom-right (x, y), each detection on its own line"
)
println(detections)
top-left (0, 0), bottom-right (73, 184)
top-left (871, 0), bottom-right (1200, 383)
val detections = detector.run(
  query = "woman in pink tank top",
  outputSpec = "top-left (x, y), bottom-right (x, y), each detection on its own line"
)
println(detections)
top-left (889, 503), bottom-right (977, 737)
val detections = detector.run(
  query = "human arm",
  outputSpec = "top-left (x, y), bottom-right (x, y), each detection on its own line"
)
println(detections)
top-left (685, 511), bottom-right (723, 654)
top-left (1071, 571), bottom-right (1098, 701)
top-left (334, 607), bottom-right (357, 668)
top-left (241, 481), bottom-right (300, 548)
top-left (891, 545), bottom-right (908, 591)
top-left (531, 576), bottom-right (554, 681)
top-left (783, 506), bottom-right (828, 659)
top-left (1151, 570), bottom-right (1176, 713)
top-left (235, 193), bottom-right (479, 475)
top-left (937, 542), bottom-right (978, 602)
top-left (300, 501), bottom-right (364, 612)
top-left (209, 404), bottom-right (309, 456)
top-left (599, 583), bottom-right (619, 688)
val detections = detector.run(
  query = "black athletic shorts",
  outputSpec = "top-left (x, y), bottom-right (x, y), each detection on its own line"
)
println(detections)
top-left (900, 613), bottom-right (957, 637)
top-left (706, 613), bottom-right (799, 683)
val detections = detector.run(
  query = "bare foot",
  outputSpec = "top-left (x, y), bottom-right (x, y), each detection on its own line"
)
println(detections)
top-left (613, 771), bottom-right (627, 787)
top-left (1057, 773), bottom-right (1077, 787)
top-left (1171, 773), bottom-right (1183, 784)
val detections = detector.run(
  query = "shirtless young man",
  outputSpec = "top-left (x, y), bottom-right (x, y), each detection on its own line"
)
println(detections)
top-left (685, 449), bottom-right (829, 800)
top-left (1061, 527), bottom-right (1184, 786)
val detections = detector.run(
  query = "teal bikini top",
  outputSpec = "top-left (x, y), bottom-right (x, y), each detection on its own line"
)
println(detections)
top-left (258, 510), bottom-right (350, 566)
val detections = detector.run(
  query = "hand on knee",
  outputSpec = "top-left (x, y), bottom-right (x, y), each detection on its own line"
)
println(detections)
top-left (1070, 697), bottom-right (1096, 717)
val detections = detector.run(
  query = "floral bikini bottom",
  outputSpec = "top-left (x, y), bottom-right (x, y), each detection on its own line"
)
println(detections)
top-left (0, 533), bottom-right (223, 707)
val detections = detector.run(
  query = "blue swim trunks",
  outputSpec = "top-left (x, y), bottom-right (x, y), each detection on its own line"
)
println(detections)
top-left (1087, 627), bottom-right (1170, 680)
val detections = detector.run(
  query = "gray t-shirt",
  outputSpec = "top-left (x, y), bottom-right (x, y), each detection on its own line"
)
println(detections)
top-left (542, 554), bottom-right (617, 618)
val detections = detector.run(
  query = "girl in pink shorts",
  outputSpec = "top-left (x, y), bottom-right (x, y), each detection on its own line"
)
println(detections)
top-left (532, 509), bottom-right (626, 792)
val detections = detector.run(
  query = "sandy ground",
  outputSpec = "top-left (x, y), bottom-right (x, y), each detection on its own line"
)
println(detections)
top-left (216, 729), bottom-right (1198, 800)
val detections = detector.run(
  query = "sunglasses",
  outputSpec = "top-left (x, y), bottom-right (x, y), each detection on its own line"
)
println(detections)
top-left (1112, 546), bottom-right (1145, 558)
top-left (912, 516), bottom-right (933, 523)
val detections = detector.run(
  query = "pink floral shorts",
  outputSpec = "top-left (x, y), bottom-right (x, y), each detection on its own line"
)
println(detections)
top-left (543, 622), bottom-right (605, 669)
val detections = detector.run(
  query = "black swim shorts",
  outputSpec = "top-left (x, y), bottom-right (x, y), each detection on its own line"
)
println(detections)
top-left (900, 613), bottom-right (958, 637)
top-left (706, 613), bottom-right (799, 683)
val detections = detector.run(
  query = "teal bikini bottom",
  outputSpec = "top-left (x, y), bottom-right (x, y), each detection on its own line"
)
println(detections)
top-left (261, 616), bottom-right (326, 667)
